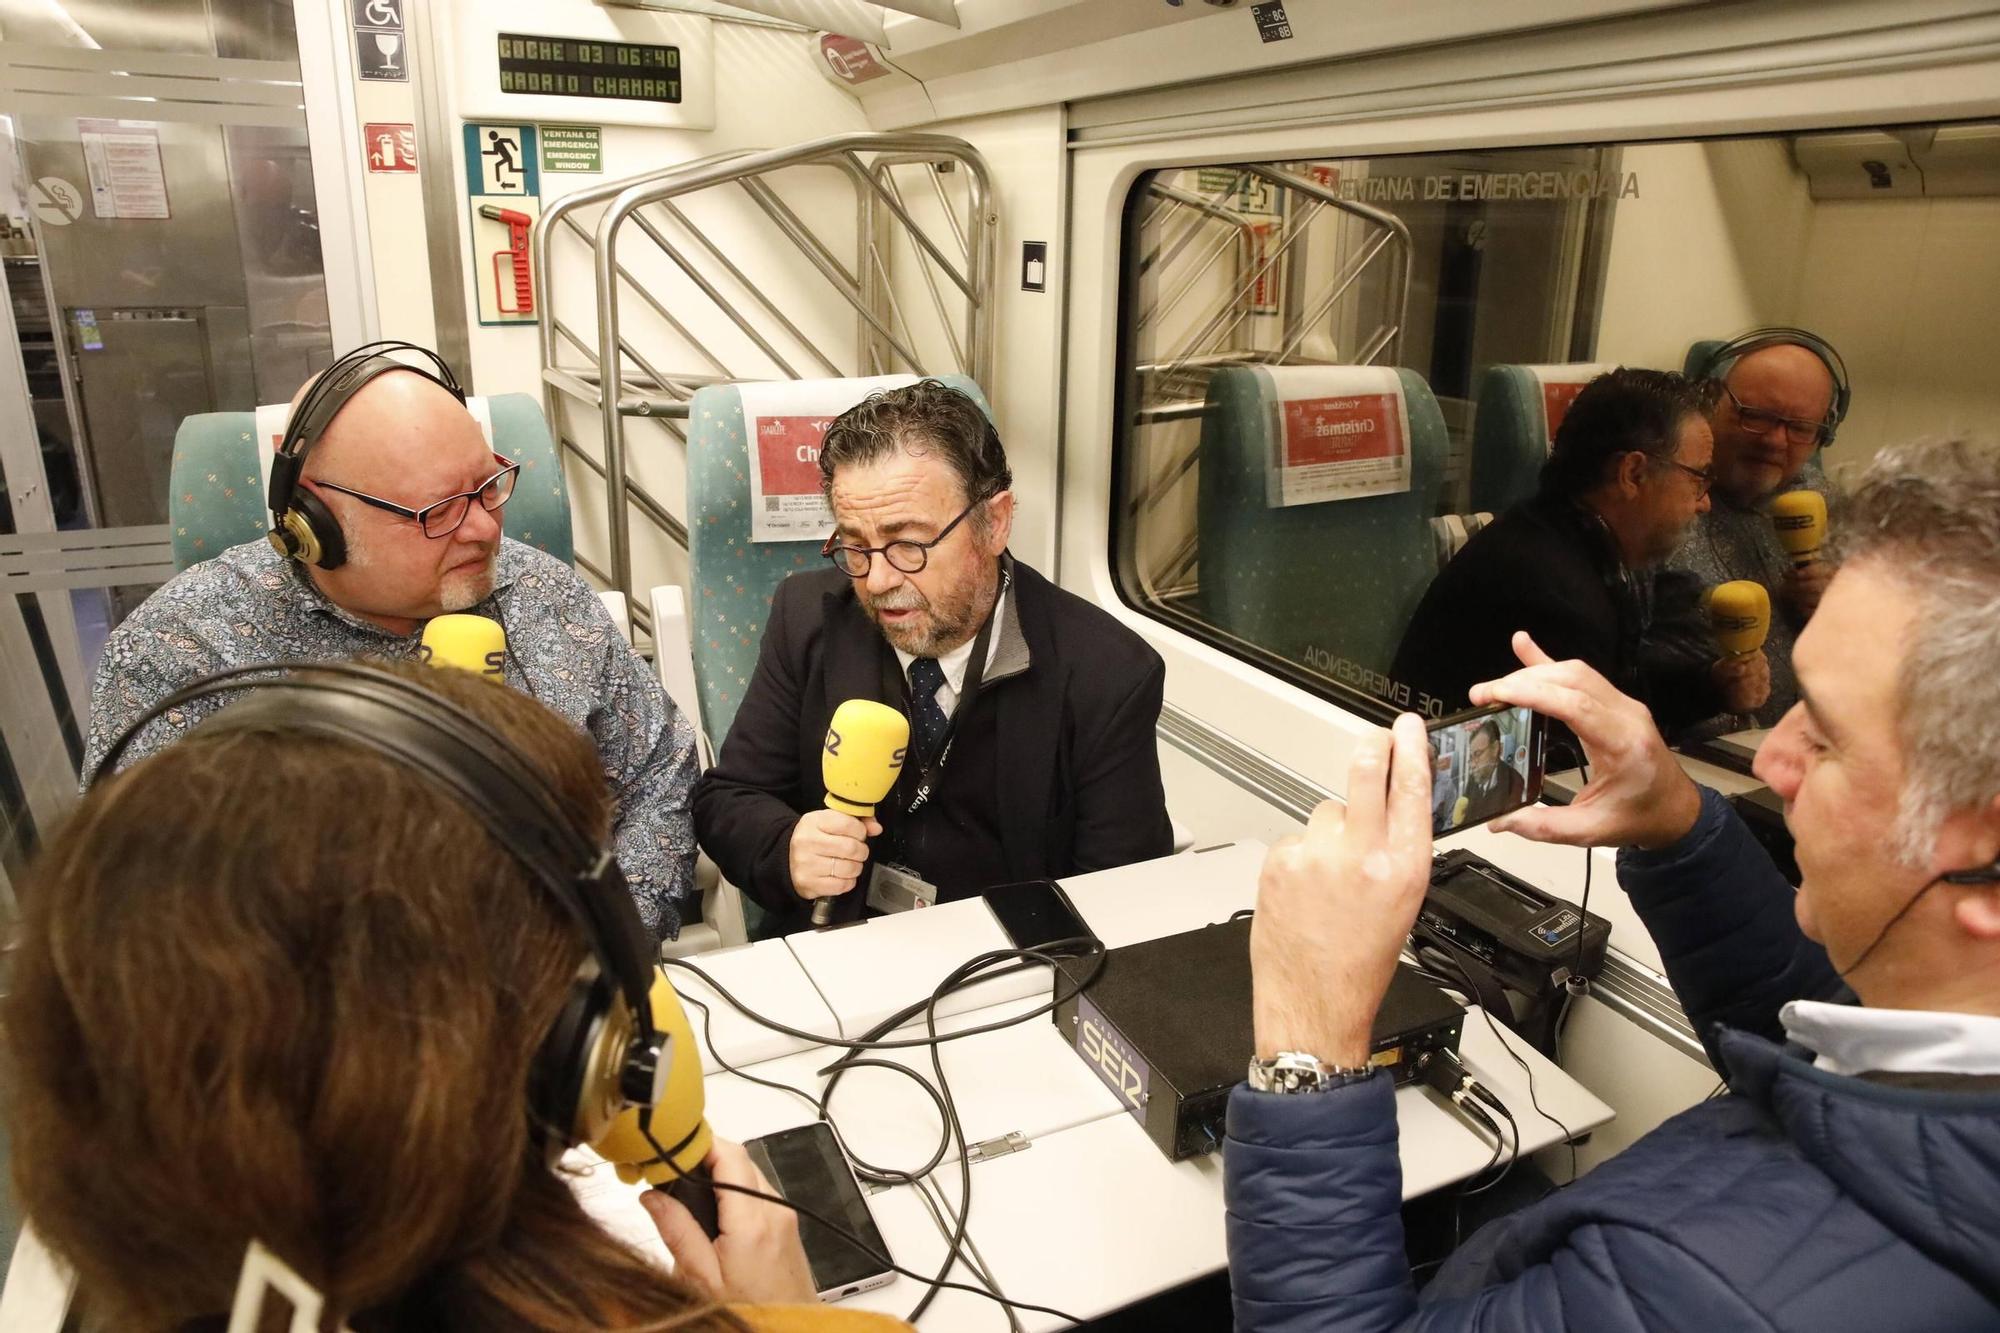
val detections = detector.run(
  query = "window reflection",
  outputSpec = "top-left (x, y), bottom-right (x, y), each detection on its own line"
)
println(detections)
top-left (1113, 126), bottom-right (2000, 752)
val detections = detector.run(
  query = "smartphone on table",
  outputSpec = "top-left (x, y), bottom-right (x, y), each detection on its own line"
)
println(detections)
top-left (983, 878), bottom-right (1094, 954)
top-left (743, 1122), bottom-right (894, 1302)
top-left (1425, 703), bottom-right (1547, 836)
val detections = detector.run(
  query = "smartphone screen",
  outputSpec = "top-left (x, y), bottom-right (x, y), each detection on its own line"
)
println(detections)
top-left (1426, 704), bottom-right (1546, 836)
top-left (983, 879), bottom-right (1092, 953)
top-left (744, 1123), bottom-right (893, 1301)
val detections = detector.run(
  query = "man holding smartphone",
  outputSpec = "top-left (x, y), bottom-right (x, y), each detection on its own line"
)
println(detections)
top-left (1229, 436), bottom-right (2000, 1330)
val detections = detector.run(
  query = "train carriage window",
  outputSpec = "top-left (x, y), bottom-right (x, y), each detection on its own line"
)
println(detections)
top-left (1110, 127), bottom-right (2000, 727)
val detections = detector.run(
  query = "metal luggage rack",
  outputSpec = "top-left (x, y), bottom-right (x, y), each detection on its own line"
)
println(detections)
top-left (535, 132), bottom-right (997, 623)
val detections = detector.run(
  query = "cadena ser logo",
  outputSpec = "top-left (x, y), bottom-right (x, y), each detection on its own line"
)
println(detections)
top-left (1075, 994), bottom-right (1149, 1120)
top-left (890, 745), bottom-right (906, 767)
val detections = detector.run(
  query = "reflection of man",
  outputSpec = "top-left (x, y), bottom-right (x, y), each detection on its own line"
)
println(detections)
top-left (83, 350), bottom-right (698, 939)
top-left (1456, 719), bottom-right (1523, 825)
top-left (694, 381), bottom-right (1173, 933)
top-left (1671, 330), bottom-right (1847, 727)
top-left (1392, 368), bottom-right (1765, 740)
top-left (1227, 436), bottom-right (2000, 1330)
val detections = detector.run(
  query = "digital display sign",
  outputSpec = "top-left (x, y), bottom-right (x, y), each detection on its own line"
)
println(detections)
top-left (496, 33), bottom-right (681, 103)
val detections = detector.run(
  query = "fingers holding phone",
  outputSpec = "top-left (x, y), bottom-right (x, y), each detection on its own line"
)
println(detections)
top-left (642, 1139), bottom-right (818, 1306)
top-left (1470, 631), bottom-right (1703, 850)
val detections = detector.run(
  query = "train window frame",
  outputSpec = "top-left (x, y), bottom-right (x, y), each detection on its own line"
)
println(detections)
top-left (1104, 123), bottom-right (1987, 725)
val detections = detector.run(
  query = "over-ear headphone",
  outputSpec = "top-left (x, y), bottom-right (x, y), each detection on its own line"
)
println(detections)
top-left (88, 662), bottom-right (666, 1151)
top-left (1693, 326), bottom-right (1852, 446)
top-left (268, 341), bottom-right (467, 571)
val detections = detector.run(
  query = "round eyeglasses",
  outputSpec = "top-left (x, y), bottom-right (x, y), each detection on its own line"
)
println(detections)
top-left (822, 489), bottom-right (996, 578)
top-left (313, 456), bottom-right (520, 538)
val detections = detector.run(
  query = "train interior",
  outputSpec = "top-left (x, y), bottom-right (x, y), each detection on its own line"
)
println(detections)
top-left (2, 0), bottom-right (1998, 1321)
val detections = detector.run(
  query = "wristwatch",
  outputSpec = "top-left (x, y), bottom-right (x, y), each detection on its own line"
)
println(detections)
top-left (1247, 1051), bottom-right (1376, 1094)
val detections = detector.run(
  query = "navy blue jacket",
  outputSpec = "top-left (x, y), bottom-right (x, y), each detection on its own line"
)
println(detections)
top-left (1225, 788), bottom-right (2000, 1330)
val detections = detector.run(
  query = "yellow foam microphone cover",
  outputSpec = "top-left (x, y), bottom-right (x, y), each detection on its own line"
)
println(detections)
top-left (419, 613), bottom-right (506, 677)
top-left (1706, 580), bottom-right (1771, 658)
top-left (1770, 490), bottom-right (1827, 568)
top-left (1450, 795), bottom-right (1470, 827)
top-left (821, 698), bottom-right (910, 818)
top-left (592, 971), bottom-right (714, 1186)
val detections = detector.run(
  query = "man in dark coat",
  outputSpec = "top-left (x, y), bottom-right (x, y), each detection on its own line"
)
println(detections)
top-left (1392, 367), bottom-right (1766, 740)
top-left (1226, 435), bottom-right (2000, 1330)
top-left (694, 381), bottom-right (1173, 934)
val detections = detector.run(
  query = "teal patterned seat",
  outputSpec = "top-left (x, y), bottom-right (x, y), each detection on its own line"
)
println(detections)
top-left (169, 393), bottom-right (573, 570)
top-left (683, 376), bottom-right (993, 749)
top-left (1468, 363), bottom-right (1613, 515)
top-left (1196, 366), bottom-right (1448, 706)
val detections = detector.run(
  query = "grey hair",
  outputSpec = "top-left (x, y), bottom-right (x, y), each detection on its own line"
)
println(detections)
top-left (1829, 436), bottom-right (2000, 865)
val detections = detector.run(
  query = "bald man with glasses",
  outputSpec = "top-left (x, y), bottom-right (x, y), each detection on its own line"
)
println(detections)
top-left (1671, 334), bottom-right (1847, 729)
top-left (83, 354), bottom-right (700, 940)
top-left (694, 380), bottom-right (1173, 934)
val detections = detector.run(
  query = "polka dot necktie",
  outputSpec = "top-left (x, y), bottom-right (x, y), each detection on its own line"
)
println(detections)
top-left (908, 656), bottom-right (950, 758)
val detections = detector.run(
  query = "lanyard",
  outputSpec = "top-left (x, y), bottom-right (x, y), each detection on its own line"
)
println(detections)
top-left (882, 563), bottom-right (1009, 820)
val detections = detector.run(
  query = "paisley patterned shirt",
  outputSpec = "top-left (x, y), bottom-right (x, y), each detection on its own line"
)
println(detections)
top-left (82, 538), bottom-right (698, 939)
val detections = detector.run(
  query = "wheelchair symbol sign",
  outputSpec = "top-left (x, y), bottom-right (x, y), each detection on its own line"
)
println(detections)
top-left (352, 0), bottom-right (402, 29)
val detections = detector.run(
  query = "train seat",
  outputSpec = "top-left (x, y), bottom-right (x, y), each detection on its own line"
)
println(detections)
top-left (169, 392), bottom-right (573, 570)
top-left (1195, 364), bottom-right (1449, 695)
top-left (681, 374), bottom-right (993, 749)
top-left (1467, 362), bottom-right (1614, 515)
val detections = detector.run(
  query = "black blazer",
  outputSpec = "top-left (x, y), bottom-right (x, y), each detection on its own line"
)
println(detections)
top-left (693, 559), bottom-right (1174, 927)
top-left (1391, 494), bottom-right (1724, 740)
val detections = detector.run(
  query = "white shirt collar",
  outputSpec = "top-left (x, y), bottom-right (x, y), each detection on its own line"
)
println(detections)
top-left (893, 578), bottom-right (1011, 698)
top-left (1780, 999), bottom-right (2000, 1077)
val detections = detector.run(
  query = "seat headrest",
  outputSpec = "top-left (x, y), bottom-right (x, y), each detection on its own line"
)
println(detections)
top-left (1245, 364), bottom-right (1422, 509)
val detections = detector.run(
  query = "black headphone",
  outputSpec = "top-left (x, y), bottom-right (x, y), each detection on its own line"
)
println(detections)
top-left (267, 341), bottom-right (467, 571)
top-left (88, 661), bottom-right (667, 1151)
top-left (1693, 326), bottom-right (1852, 446)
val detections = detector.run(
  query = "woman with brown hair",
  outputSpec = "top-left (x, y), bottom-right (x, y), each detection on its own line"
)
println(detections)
top-left (4, 662), bottom-right (909, 1332)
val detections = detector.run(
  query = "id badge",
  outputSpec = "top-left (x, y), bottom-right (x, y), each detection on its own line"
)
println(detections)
top-left (865, 861), bottom-right (938, 915)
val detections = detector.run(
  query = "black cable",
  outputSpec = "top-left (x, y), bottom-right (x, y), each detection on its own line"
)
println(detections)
top-left (663, 940), bottom-right (1104, 1051)
top-left (680, 989), bottom-right (1021, 1322)
top-left (816, 943), bottom-right (1100, 1322)
top-left (1426, 944), bottom-right (1581, 1185)
top-left (649, 943), bottom-right (1104, 1325)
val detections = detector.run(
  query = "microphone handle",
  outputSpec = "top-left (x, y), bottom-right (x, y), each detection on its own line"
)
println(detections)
top-left (663, 1172), bottom-right (722, 1240)
top-left (811, 894), bottom-right (839, 927)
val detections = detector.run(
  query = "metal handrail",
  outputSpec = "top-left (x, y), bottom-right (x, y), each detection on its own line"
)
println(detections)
top-left (1123, 163), bottom-right (1415, 594)
top-left (535, 132), bottom-right (996, 610)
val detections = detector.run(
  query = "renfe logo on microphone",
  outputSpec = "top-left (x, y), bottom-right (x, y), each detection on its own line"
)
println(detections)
top-left (1075, 994), bottom-right (1149, 1121)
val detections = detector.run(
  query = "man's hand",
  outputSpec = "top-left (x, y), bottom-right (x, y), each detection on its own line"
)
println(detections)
top-left (786, 808), bottom-right (883, 902)
top-left (1251, 714), bottom-right (1433, 1067)
top-left (1470, 631), bottom-right (1702, 850)
top-left (642, 1139), bottom-right (818, 1304)
top-left (1711, 650), bottom-right (1771, 714)
top-left (1782, 559), bottom-right (1831, 620)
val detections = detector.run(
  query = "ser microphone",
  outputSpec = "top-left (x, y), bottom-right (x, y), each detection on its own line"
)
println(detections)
top-left (1770, 490), bottom-right (1827, 568)
top-left (812, 699), bottom-right (910, 928)
top-left (1706, 580), bottom-right (1770, 659)
top-left (419, 613), bottom-right (506, 677)
top-left (590, 970), bottom-right (723, 1237)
